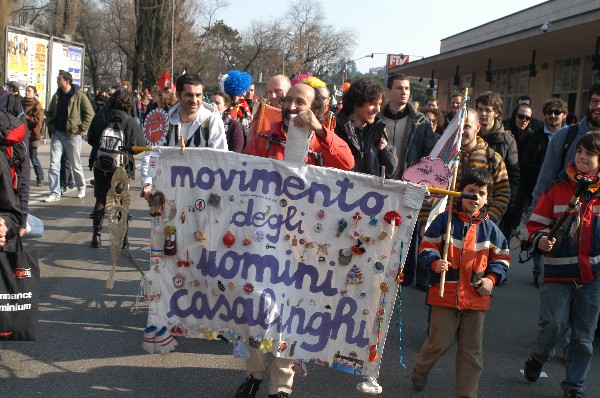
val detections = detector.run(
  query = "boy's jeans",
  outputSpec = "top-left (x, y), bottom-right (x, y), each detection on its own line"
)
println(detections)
top-left (530, 278), bottom-right (600, 395)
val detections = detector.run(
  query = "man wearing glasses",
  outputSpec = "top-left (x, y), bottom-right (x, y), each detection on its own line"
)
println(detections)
top-left (528, 83), bottom-right (600, 202)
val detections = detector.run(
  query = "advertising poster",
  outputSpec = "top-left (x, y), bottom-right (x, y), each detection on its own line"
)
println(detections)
top-left (48, 41), bottom-right (84, 99)
top-left (6, 31), bottom-right (49, 106)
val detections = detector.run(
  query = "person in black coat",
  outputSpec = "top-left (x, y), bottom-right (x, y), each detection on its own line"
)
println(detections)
top-left (87, 89), bottom-right (145, 248)
top-left (334, 78), bottom-right (398, 178)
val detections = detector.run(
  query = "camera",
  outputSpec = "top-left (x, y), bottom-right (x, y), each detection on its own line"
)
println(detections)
top-left (541, 22), bottom-right (551, 33)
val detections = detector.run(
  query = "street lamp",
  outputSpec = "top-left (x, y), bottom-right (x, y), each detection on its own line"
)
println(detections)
top-left (282, 31), bottom-right (294, 75)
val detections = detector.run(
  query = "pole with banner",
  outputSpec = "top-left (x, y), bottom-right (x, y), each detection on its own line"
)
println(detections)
top-left (439, 88), bottom-right (469, 297)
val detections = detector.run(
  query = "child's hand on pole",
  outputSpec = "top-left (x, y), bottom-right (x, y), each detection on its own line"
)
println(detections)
top-left (434, 259), bottom-right (450, 273)
top-left (539, 236), bottom-right (556, 252)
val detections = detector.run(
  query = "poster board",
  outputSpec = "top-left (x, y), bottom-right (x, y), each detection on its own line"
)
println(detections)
top-left (145, 148), bottom-right (426, 377)
top-left (47, 37), bottom-right (85, 102)
top-left (5, 28), bottom-right (49, 107)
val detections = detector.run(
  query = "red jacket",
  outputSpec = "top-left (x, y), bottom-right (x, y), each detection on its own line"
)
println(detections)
top-left (242, 121), bottom-right (354, 170)
top-left (527, 163), bottom-right (600, 283)
top-left (419, 208), bottom-right (510, 311)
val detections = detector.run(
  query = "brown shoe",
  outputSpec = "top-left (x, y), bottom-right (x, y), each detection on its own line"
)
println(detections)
top-left (412, 369), bottom-right (427, 391)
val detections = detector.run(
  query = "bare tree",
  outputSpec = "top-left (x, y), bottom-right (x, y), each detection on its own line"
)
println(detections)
top-left (52, 0), bottom-right (82, 37)
top-left (1, 0), bottom-right (19, 82)
top-left (104, 0), bottom-right (136, 81)
top-left (285, 0), bottom-right (355, 77)
top-left (239, 19), bottom-right (284, 79)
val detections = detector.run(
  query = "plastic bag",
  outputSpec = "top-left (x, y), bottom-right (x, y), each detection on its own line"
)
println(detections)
top-left (24, 213), bottom-right (44, 238)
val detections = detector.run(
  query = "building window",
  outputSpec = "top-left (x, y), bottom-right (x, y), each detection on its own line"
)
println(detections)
top-left (505, 65), bottom-right (529, 115)
top-left (553, 57), bottom-right (581, 115)
top-left (489, 69), bottom-right (507, 93)
top-left (580, 56), bottom-right (600, 119)
top-left (489, 66), bottom-right (528, 116)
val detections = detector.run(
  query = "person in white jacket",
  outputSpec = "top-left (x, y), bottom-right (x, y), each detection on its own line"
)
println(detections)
top-left (141, 73), bottom-right (228, 198)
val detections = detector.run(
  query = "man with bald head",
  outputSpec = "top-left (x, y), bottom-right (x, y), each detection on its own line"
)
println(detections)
top-left (244, 83), bottom-right (353, 168)
top-left (457, 108), bottom-right (510, 223)
top-left (265, 74), bottom-right (291, 109)
top-left (238, 83), bottom-right (353, 398)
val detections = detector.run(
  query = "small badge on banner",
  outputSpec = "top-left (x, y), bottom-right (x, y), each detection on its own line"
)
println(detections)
top-left (403, 185), bottom-right (426, 209)
top-left (147, 152), bottom-right (160, 178)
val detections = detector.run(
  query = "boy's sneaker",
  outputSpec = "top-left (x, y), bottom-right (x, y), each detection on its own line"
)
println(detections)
top-left (268, 393), bottom-right (290, 398)
top-left (356, 377), bottom-right (382, 394)
top-left (77, 188), bottom-right (86, 198)
top-left (44, 194), bottom-right (60, 203)
top-left (235, 375), bottom-right (262, 398)
top-left (524, 354), bottom-right (543, 382)
top-left (412, 369), bottom-right (428, 391)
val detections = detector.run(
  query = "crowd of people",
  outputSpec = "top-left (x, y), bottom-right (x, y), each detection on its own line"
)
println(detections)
top-left (1, 67), bottom-right (600, 398)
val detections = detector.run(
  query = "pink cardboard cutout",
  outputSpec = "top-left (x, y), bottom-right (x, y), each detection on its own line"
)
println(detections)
top-left (402, 156), bottom-right (451, 200)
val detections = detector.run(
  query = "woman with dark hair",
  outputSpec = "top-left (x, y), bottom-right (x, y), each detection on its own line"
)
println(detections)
top-left (87, 89), bottom-right (145, 248)
top-left (507, 103), bottom-right (534, 147)
top-left (210, 91), bottom-right (245, 152)
top-left (142, 88), bottom-right (170, 122)
top-left (334, 78), bottom-right (398, 178)
top-left (423, 108), bottom-right (445, 136)
top-left (23, 85), bottom-right (45, 186)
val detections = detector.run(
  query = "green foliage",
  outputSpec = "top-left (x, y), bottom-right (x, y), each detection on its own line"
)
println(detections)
top-left (411, 81), bottom-right (428, 105)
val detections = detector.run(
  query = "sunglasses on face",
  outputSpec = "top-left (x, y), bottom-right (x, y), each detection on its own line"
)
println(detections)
top-left (517, 114), bottom-right (531, 121)
top-left (545, 109), bottom-right (563, 116)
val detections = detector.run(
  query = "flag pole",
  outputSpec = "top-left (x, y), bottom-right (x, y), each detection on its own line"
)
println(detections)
top-left (439, 88), bottom-right (468, 298)
top-left (439, 158), bottom-right (458, 298)
top-left (258, 99), bottom-right (267, 132)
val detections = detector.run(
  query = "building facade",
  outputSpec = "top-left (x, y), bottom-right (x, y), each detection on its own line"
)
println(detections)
top-left (391, 0), bottom-right (600, 120)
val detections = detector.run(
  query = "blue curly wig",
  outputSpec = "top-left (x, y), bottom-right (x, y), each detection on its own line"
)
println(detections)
top-left (223, 70), bottom-right (253, 97)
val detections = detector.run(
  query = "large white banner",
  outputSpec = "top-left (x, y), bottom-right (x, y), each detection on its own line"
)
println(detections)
top-left (145, 148), bottom-right (425, 377)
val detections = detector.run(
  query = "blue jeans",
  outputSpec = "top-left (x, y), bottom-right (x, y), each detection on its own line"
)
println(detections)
top-left (403, 227), bottom-right (427, 286)
top-left (530, 278), bottom-right (600, 395)
top-left (532, 252), bottom-right (543, 278)
top-left (29, 143), bottom-right (44, 182)
top-left (48, 130), bottom-right (85, 196)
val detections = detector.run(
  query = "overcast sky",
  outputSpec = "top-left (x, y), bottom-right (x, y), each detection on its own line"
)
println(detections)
top-left (220, 0), bottom-right (548, 72)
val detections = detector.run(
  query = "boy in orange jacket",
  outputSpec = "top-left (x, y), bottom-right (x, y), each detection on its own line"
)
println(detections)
top-left (412, 168), bottom-right (510, 397)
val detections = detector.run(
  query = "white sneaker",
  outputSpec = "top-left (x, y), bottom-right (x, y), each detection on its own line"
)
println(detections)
top-left (44, 194), bottom-right (60, 203)
top-left (77, 188), bottom-right (86, 198)
top-left (357, 377), bottom-right (382, 395)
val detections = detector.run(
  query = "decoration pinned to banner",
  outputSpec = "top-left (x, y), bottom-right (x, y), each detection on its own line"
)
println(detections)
top-left (143, 108), bottom-right (169, 146)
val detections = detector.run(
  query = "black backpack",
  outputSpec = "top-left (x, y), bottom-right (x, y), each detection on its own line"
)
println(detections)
top-left (94, 113), bottom-right (125, 172)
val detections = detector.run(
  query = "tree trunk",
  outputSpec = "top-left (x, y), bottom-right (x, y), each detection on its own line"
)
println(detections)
top-left (133, 0), bottom-right (170, 89)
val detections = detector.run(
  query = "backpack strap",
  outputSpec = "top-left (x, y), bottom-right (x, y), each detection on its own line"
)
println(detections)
top-left (166, 123), bottom-right (177, 146)
top-left (185, 125), bottom-right (203, 147)
top-left (560, 124), bottom-right (579, 168)
top-left (169, 119), bottom-right (210, 148)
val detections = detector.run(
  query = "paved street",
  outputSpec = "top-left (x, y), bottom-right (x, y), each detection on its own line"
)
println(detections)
top-left (1, 141), bottom-right (599, 398)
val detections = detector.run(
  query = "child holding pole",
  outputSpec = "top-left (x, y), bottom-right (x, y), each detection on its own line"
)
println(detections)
top-left (523, 132), bottom-right (600, 398)
top-left (411, 168), bottom-right (510, 397)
